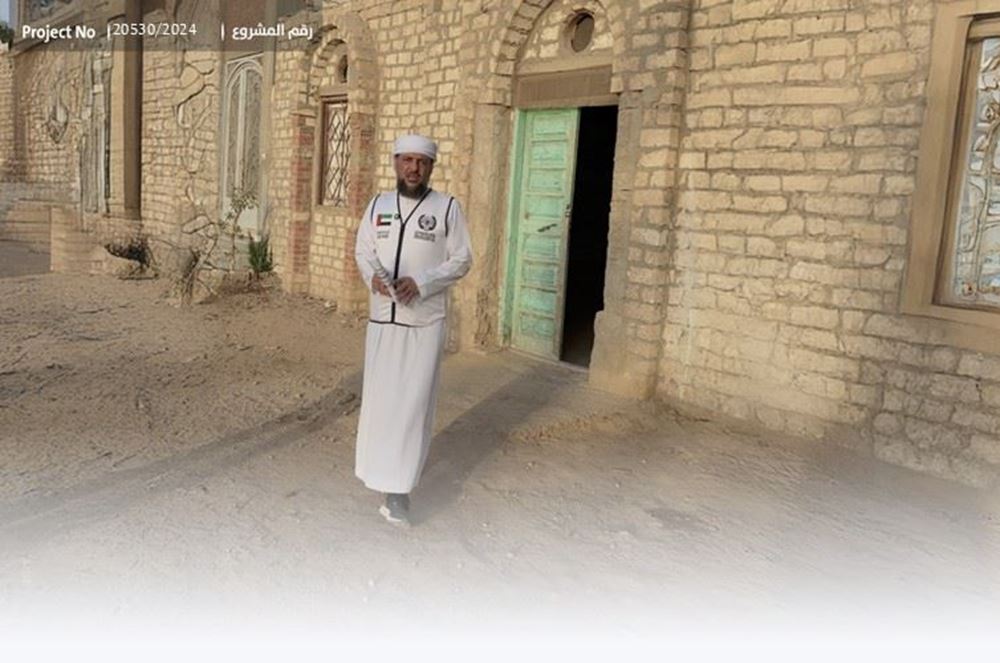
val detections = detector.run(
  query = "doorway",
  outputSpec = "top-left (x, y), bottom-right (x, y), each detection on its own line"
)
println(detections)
top-left (561, 105), bottom-right (616, 366)
top-left (504, 105), bottom-right (617, 367)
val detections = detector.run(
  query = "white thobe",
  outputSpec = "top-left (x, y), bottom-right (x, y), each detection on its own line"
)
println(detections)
top-left (353, 189), bottom-right (473, 493)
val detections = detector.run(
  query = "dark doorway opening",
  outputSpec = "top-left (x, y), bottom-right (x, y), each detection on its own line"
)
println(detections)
top-left (560, 105), bottom-right (617, 367)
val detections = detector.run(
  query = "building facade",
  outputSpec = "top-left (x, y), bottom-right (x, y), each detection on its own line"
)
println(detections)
top-left (2, 0), bottom-right (999, 487)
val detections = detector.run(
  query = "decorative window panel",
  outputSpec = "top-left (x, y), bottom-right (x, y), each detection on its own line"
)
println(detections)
top-left (904, 3), bottom-right (1000, 345)
top-left (943, 35), bottom-right (1000, 309)
top-left (225, 78), bottom-right (241, 197)
top-left (223, 62), bottom-right (261, 199)
top-left (221, 57), bottom-right (263, 231)
top-left (321, 99), bottom-right (350, 207)
top-left (82, 48), bottom-right (112, 214)
top-left (242, 69), bottom-right (262, 199)
top-left (102, 63), bottom-right (111, 205)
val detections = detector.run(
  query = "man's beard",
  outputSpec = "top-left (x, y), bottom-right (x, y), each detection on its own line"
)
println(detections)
top-left (397, 178), bottom-right (429, 198)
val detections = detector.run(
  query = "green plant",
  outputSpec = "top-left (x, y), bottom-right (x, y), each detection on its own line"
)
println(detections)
top-left (223, 189), bottom-right (258, 271)
top-left (247, 232), bottom-right (273, 278)
top-left (160, 187), bottom-right (268, 303)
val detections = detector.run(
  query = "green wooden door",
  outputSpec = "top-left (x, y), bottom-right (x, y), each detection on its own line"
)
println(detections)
top-left (506, 109), bottom-right (580, 360)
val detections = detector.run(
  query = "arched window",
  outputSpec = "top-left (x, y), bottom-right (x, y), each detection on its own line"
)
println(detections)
top-left (319, 44), bottom-right (350, 208)
top-left (82, 48), bottom-right (112, 214)
top-left (321, 97), bottom-right (350, 207)
top-left (221, 55), bottom-right (263, 232)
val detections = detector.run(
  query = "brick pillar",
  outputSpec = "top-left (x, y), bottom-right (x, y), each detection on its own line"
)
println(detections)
top-left (337, 111), bottom-right (377, 310)
top-left (108, 38), bottom-right (142, 219)
top-left (588, 1), bottom-right (694, 399)
top-left (286, 109), bottom-right (316, 295)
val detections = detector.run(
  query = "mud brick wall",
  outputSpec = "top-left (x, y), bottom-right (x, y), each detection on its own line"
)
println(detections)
top-left (140, 5), bottom-right (221, 264)
top-left (268, 1), bottom-right (466, 308)
top-left (8, 46), bottom-right (83, 194)
top-left (0, 48), bottom-right (15, 180)
top-left (268, 34), bottom-right (309, 296)
top-left (5, 0), bottom-right (998, 486)
top-left (520, 0), bottom-right (614, 58)
top-left (663, 0), bottom-right (999, 485)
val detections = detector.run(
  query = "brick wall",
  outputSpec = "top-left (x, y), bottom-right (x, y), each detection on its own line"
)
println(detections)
top-left (5, 0), bottom-right (997, 485)
top-left (138, 46), bottom-right (181, 245)
top-left (140, 4), bottom-right (221, 264)
top-left (520, 0), bottom-right (613, 59)
top-left (663, 0), bottom-right (999, 485)
top-left (0, 48), bottom-right (15, 179)
top-left (9, 46), bottom-right (83, 193)
top-left (267, 1), bottom-right (468, 308)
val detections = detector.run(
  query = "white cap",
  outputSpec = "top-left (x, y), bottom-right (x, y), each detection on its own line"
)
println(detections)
top-left (393, 134), bottom-right (437, 161)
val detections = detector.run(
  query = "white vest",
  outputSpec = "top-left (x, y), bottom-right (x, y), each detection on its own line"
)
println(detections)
top-left (360, 189), bottom-right (469, 326)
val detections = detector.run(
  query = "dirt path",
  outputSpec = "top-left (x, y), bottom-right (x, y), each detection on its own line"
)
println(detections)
top-left (1, 274), bottom-right (999, 657)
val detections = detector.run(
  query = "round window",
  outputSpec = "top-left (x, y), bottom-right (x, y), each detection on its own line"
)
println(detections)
top-left (337, 54), bottom-right (349, 84)
top-left (569, 13), bottom-right (595, 53)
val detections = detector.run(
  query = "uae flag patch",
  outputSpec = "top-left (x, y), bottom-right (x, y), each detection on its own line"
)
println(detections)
top-left (376, 213), bottom-right (396, 227)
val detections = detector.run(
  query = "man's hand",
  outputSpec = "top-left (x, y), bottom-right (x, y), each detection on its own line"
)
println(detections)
top-left (371, 275), bottom-right (391, 297)
top-left (394, 277), bottom-right (420, 305)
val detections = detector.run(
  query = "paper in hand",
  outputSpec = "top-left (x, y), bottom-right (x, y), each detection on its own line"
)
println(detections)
top-left (368, 258), bottom-right (399, 304)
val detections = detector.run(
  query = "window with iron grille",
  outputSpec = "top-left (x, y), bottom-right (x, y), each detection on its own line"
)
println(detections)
top-left (321, 98), bottom-right (350, 207)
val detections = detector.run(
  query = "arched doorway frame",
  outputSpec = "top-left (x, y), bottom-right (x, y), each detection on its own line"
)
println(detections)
top-left (454, 0), bottom-right (660, 397)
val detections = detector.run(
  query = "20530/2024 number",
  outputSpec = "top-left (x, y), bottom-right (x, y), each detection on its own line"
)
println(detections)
top-left (107, 23), bottom-right (198, 38)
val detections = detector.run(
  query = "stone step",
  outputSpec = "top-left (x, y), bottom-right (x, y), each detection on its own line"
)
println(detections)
top-left (55, 262), bottom-right (103, 271)
top-left (0, 231), bottom-right (52, 246)
top-left (3, 241), bottom-right (51, 252)
top-left (2, 220), bottom-right (51, 232)
top-left (53, 245), bottom-right (100, 255)
top-left (49, 230), bottom-right (93, 242)
top-left (52, 266), bottom-right (104, 276)
top-left (50, 240), bottom-right (95, 249)
top-left (53, 254), bottom-right (100, 264)
top-left (53, 255), bottom-right (103, 265)
top-left (3, 207), bottom-right (50, 223)
top-left (0, 188), bottom-right (64, 251)
top-left (0, 236), bottom-right (48, 247)
top-left (51, 229), bottom-right (93, 238)
top-left (4, 219), bottom-right (50, 230)
top-left (50, 227), bottom-right (105, 275)
top-left (53, 245), bottom-right (100, 256)
top-left (0, 227), bottom-right (49, 236)
top-left (53, 234), bottom-right (100, 244)
top-left (0, 230), bottom-right (50, 246)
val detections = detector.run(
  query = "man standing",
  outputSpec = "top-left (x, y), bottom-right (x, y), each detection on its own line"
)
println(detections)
top-left (353, 134), bottom-right (473, 526)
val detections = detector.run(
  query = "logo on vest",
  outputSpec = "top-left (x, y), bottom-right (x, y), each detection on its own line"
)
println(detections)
top-left (417, 214), bottom-right (437, 231)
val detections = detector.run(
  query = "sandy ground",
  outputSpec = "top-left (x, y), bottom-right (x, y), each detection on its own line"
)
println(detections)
top-left (1, 264), bottom-right (1000, 659)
